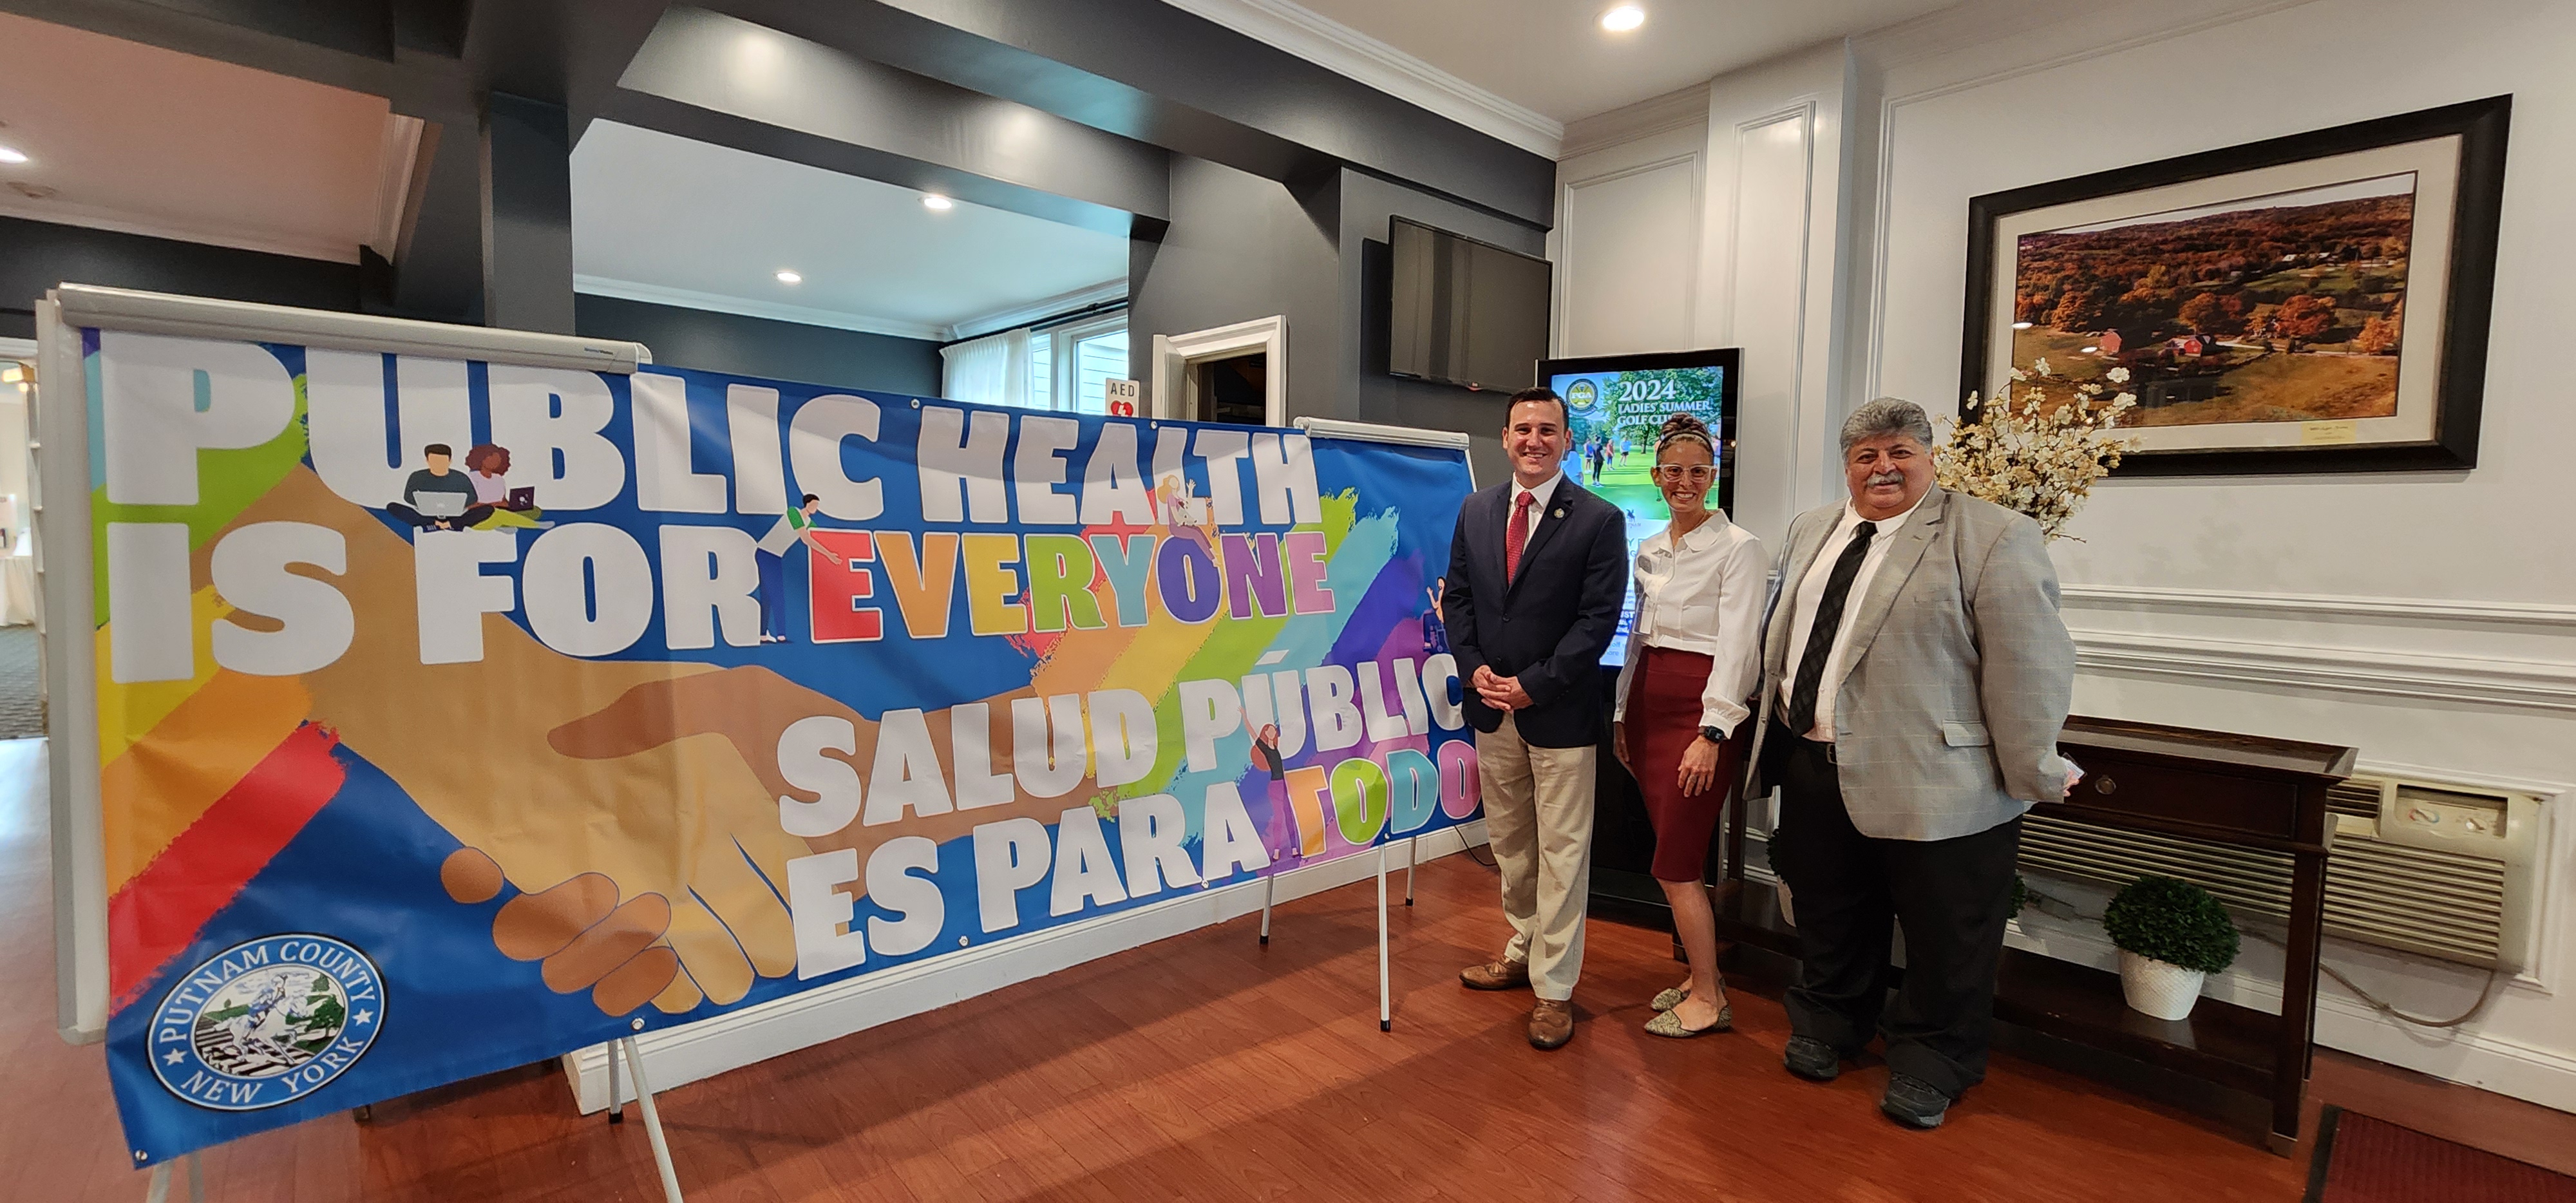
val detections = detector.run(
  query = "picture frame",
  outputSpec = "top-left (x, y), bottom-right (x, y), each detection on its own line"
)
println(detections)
top-left (1959, 95), bottom-right (2510, 475)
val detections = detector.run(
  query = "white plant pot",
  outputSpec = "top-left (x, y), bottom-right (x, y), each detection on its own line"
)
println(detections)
top-left (2119, 949), bottom-right (2207, 1021)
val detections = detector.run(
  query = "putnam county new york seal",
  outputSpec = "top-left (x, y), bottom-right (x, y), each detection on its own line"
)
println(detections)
top-left (149, 934), bottom-right (384, 1111)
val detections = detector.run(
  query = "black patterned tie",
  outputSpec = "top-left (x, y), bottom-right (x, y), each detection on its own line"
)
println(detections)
top-left (1783, 521), bottom-right (1877, 736)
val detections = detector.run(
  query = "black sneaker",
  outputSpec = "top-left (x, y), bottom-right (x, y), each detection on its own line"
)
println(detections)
top-left (1880, 1072), bottom-right (1952, 1129)
top-left (1782, 1035), bottom-right (1842, 1082)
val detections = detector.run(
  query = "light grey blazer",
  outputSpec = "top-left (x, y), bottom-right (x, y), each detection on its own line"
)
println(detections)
top-left (1744, 487), bottom-right (2076, 841)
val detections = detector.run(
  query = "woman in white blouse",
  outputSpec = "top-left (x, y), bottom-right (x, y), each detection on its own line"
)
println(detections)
top-left (1613, 413), bottom-right (1766, 1038)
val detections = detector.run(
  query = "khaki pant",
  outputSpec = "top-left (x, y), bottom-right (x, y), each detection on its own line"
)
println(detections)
top-left (1477, 711), bottom-right (1597, 1001)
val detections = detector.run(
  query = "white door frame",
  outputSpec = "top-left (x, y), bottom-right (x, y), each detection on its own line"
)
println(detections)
top-left (1150, 316), bottom-right (1286, 426)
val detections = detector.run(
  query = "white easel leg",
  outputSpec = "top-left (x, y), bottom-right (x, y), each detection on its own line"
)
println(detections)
top-left (1259, 873), bottom-right (1274, 946)
top-left (142, 1155), bottom-right (202, 1203)
top-left (1405, 836), bottom-right (1417, 907)
top-left (1377, 842), bottom-right (1392, 1032)
top-left (605, 1039), bottom-right (624, 1124)
top-left (617, 1037), bottom-right (687, 1203)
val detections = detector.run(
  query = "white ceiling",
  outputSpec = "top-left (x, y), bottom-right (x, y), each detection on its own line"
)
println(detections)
top-left (1162, 0), bottom-right (1961, 152)
top-left (0, 11), bottom-right (394, 263)
top-left (571, 121), bottom-right (1132, 341)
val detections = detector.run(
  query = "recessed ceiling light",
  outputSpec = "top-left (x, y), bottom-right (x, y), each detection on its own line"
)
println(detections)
top-left (0, 146), bottom-right (27, 165)
top-left (1600, 5), bottom-right (1645, 32)
top-left (922, 194), bottom-right (954, 211)
top-left (775, 270), bottom-right (802, 285)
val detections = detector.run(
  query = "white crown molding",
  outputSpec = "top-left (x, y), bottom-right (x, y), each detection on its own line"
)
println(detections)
top-left (1154, 0), bottom-right (1563, 158)
top-left (0, 196), bottom-right (357, 265)
top-left (1558, 83), bottom-right (1712, 161)
top-left (2070, 627), bottom-right (2576, 713)
top-left (948, 278), bottom-right (1128, 341)
top-left (2062, 583), bottom-right (2576, 630)
top-left (573, 275), bottom-right (949, 342)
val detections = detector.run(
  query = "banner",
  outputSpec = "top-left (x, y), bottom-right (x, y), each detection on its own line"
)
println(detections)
top-left (80, 327), bottom-right (1480, 1162)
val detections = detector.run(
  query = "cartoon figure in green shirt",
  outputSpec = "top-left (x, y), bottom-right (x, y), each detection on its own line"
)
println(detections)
top-left (755, 493), bottom-right (845, 644)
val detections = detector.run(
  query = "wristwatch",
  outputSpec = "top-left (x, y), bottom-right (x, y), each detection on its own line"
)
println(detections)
top-left (1700, 725), bottom-right (1726, 744)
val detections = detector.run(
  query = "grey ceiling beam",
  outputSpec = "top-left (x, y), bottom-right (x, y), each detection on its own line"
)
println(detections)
top-left (697, 0), bottom-right (1555, 229)
top-left (607, 7), bottom-right (1169, 236)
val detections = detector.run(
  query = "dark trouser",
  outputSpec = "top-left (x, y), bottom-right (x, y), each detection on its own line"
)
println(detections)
top-left (1770, 722), bottom-right (2022, 1098)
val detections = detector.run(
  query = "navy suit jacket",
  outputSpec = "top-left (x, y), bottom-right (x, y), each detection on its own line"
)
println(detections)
top-left (1441, 477), bottom-right (1628, 748)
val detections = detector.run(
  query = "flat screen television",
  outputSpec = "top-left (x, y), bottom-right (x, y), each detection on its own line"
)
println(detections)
top-left (1386, 217), bottom-right (1551, 392)
top-left (1539, 347), bottom-right (1742, 667)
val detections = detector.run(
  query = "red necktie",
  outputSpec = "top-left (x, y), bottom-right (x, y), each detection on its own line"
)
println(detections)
top-left (1506, 491), bottom-right (1535, 581)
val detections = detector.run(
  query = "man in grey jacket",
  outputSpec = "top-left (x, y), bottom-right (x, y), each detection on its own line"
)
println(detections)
top-left (1745, 397), bottom-right (2079, 1130)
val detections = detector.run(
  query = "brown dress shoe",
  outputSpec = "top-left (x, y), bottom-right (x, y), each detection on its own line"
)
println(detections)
top-left (1528, 999), bottom-right (1574, 1049)
top-left (1459, 958), bottom-right (1530, 990)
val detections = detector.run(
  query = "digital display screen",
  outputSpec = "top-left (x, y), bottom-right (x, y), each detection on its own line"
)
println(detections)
top-left (1542, 350), bottom-right (1739, 667)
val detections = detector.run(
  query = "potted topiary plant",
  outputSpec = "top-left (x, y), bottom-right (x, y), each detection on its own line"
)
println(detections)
top-left (2102, 875), bottom-right (2240, 1020)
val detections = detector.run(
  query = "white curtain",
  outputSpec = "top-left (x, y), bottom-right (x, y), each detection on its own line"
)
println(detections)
top-left (940, 328), bottom-right (1034, 408)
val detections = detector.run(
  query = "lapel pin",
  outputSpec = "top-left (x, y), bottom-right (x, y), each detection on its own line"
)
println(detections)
top-left (1553, 508), bottom-right (1564, 518)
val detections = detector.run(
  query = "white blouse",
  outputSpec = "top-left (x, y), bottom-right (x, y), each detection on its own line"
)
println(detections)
top-left (1612, 511), bottom-right (1767, 738)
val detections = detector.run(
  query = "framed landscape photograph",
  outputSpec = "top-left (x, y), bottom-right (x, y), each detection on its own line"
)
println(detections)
top-left (1960, 96), bottom-right (2510, 475)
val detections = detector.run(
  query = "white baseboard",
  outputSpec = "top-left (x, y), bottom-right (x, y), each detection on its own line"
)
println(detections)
top-left (560, 823), bottom-right (1487, 1112)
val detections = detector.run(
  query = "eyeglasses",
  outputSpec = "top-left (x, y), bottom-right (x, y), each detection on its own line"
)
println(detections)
top-left (1651, 465), bottom-right (1716, 483)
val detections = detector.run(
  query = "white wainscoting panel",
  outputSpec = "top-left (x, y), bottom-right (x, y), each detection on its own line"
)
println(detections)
top-left (1557, 156), bottom-right (1701, 357)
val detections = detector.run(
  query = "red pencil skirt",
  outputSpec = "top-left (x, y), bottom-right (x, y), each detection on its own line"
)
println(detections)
top-left (1627, 646), bottom-right (1748, 884)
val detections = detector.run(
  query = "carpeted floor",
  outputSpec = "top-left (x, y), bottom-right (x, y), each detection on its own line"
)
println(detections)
top-left (0, 625), bottom-right (41, 741)
top-left (2309, 1106), bottom-right (2576, 1202)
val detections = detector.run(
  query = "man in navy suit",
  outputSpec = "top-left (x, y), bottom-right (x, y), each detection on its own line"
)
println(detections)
top-left (1443, 387), bottom-right (1628, 1050)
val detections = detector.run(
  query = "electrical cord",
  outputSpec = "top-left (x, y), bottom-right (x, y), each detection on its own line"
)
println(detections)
top-left (2021, 884), bottom-right (2505, 1030)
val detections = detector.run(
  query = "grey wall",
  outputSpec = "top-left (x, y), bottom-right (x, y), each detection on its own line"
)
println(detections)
top-left (1126, 156), bottom-right (1341, 421)
top-left (0, 215), bottom-right (362, 339)
top-left (574, 294), bottom-right (944, 395)
top-left (1128, 160), bottom-right (1550, 486)
top-left (1334, 168), bottom-right (1546, 487)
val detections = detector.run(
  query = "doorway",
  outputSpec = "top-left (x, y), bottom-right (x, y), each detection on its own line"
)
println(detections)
top-left (1193, 352), bottom-right (1268, 424)
top-left (1151, 315), bottom-right (1286, 426)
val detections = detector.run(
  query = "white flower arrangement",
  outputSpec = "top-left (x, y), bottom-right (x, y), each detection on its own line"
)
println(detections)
top-left (1938, 361), bottom-right (2141, 542)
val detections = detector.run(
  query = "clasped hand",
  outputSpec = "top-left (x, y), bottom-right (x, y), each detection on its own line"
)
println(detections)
top-left (1471, 665), bottom-right (1533, 710)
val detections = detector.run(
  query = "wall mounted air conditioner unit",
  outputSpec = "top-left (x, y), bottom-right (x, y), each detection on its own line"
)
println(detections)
top-left (2019, 772), bottom-right (2547, 972)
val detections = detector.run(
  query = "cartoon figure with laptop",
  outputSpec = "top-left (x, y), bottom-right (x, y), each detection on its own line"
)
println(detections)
top-left (462, 443), bottom-right (547, 529)
top-left (386, 442), bottom-right (484, 531)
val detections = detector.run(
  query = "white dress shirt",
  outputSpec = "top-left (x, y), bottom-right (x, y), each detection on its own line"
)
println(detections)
top-left (1779, 493), bottom-right (1928, 741)
top-left (1613, 511), bottom-right (1766, 737)
top-left (1508, 472), bottom-right (1562, 546)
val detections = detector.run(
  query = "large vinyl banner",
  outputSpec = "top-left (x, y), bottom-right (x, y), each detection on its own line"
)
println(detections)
top-left (82, 327), bottom-right (1480, 1163)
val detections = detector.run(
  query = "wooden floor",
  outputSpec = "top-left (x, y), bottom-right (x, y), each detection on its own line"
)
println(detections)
top-left (6, 736), bottom-right (2572, 1202)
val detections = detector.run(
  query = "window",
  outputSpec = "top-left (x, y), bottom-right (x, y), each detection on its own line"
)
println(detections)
top-left (940, 310), bottom-right (1128, 413)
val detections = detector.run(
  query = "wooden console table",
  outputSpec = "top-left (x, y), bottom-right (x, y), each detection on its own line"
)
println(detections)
top-left (1709, 715), bottom-right (2355, 1154)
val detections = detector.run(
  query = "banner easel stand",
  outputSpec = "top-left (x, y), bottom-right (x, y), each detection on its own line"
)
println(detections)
top-left (1253, 837), bottom-right (1409, 1032)
top-left (142, 1154), bottom-right (202, 1203)
top-left (1376, 844), bottom-right (1392, 1032)
top-left (610, 1037), bottom-right (688, 1202)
